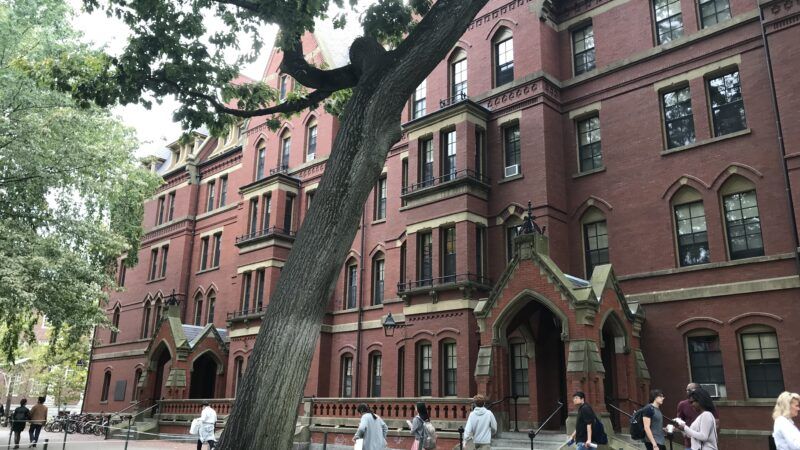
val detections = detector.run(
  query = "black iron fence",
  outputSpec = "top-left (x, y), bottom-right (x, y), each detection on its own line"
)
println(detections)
top-left (397, 272), bottom-right (491, 293)
top-left (235, 226), bottom-right (295, 245)
top-left (402, 169), bottom-right (489, 196)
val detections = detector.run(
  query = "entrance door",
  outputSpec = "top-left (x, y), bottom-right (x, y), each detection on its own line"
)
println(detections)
top-left (189, 353), bottom-right (218, 399)
top-left (152, 345), bottom-right (171, 404)
top-left (601, 314), bottom-right (627, 432)
top-left (505, 301), bottom-right (567, 430)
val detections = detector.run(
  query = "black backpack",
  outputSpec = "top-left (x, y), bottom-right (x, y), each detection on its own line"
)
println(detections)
top-left (13, 407), bottom-right (28, 422)
top-left (593, 417), bottom-right (609, 445)
top-left (629, 405), bottom-right (651, 440)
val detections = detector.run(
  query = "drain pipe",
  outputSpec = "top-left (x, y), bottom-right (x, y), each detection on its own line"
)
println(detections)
top-left (355, 203), bottom-right (367, 396)
top-left (758, 6), bottom-right (800, 275)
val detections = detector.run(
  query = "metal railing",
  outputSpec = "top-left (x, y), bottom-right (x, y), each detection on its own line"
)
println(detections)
top-left (397, 272), bottom-right (492, 293)
top-left (402, 169), bottom-right (490, 196)
top-left (227, 305), bottom-right (267, 321)
top-left (235, 226), bottom-right (295, 245)
top-left (269, 165), bottom-right (289, 175)
top-left (488, 395), bottom-right (520, 432)
top-left (439, 92), bottom-right (468, 108)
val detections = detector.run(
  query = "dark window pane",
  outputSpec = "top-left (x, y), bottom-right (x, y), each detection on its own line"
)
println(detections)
top-left (723, 190), bottom-right (764, 259)
top-left (708, 71), bottom-right (746, 136)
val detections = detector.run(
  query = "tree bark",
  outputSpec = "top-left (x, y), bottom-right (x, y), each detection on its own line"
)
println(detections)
top-left (217, 1), bottom-right (489, 448)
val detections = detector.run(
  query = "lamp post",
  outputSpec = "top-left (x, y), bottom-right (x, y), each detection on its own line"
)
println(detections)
top-left (381, 313), bottom-right (397, 337)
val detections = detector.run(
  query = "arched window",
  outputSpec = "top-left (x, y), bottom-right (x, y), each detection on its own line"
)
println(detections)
top-left (194, 292), bottom-right (204, 326)
top-left (101, 371), bottom-right (112, 402)
top-left (672, 187), bottom-right (709, 267)
top-left (345, 259), bottom-right (358, 310)
top-left (739, 325), bottom-right (784, 398)
top-left (279, 130), bottom-right (291, 171)
top-left (416, 341), bottom-right (432, 396)
top-left (340, 354), bottom-right (354, 397)
top-left (441, 340), bottom-right (457, 396)
top-left (233, 356), bottom-right (244, 397)
top-left (580, 207), bottom-right (609, 277)
top-left (720, 176), bottom-right (763, 260)
top-left (255, 140), bottom-right (267, 180)
top-left (132, 368), bottom-right (142, 401)
top-left (493, 28), bottom-right (514, 87)
top-left (207, 291), bottom-right (216, 325)
top-left (372, 253), bottom-right (385, 306)
top-left (368, 351), bottom-right (382, 397)
top-left (449, 49), bottom-right (468, 98)
top-left (110, 307), bottom-right (120, 344)
top-left (686, 329), bottom-right (726, 398)
top-left (509, 339), bottom-right (529, 396)
top-left (141, 301), bottom-right (152, 339)
top-left (305, 118), bottom-right (318, 161)
top-left (153, 297), bottom-right (163, 334)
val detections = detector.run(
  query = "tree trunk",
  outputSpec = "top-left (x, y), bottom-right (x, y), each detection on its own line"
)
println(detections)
top-left (217, 1), bottom-right (489, 448)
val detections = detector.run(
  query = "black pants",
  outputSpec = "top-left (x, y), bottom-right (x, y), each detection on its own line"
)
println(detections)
top-left (12, 427), bottom-right (24, 446)
top-left (29, 424), bottom-right (42, 443)
top-left (197, 439), bottom-right (216, 450)
top-left (644, 443), bottom-right (666, 450)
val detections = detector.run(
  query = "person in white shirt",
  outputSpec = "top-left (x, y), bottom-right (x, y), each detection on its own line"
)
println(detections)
top-left (463, 394), bottom-right (497, 450)
top-left (772, 391), bottom-right (800, 450)
top-left (197, 401), bottom-right (218, 450)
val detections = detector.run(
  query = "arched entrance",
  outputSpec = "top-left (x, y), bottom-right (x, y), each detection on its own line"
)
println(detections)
top-left (600, 312), bottom-right (628, 432)
top-left (149, 342), bottom-right (172, 403)
top-left (502, 297), bottom-right (568, 430)
top-left (189, 352), bottom-right (219, 399)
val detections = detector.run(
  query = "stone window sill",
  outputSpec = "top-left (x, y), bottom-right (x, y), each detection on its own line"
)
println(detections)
top-left (196, 266), bottom-right (220, 275)
top-left (146, 276), bottom-right (166, 284)
top-left (371, 219), bottom-right (387, 225)
top-left (661, 128), bottom-right (751, 156)
top-left (572, 166), bottom-right (606, 179)
top-left (498, 173), bottom-right (524, 184)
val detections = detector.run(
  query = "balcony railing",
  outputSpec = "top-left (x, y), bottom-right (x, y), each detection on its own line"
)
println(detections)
top-left (235, 226), bottom-right (295, 245)
top-left (159, 398), bottom-right (234, 416)
top-left (397, 272), bottom-right (492, 293)
top-left (402, 169), bottom-right (489, 196)
top-left (439, 92), bottom-right (468, 109)
top-left (308, 397), bottom-right (472, 422)
top-left (227, 305), bottom-right (266, 321)
top-left (269, 164), bottom-right (289, 175)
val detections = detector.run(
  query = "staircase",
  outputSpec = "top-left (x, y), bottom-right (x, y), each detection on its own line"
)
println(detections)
top-left (491, 431), bottom-right (570, 450)
top-left (108, 417), bottom-right (159, 440)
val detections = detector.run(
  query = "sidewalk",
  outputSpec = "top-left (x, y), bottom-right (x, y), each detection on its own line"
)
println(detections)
top-left (0, 428), bottom-right (197, 449)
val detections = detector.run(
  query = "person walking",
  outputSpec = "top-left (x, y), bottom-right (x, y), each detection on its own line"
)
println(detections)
top-left (677, 383), bottom-right (719, 450)
top-left (568, 391), bottom-right (596, 450)
top-left (676, 389), bottom-right (718, 450)
top-left (463, 394), bottom-right (497, 450)
top-left (410, 402), bottom-right (431, 449)
top-left (10, 399), bottom-right (30, 449)
top-left (0, 404), bottom-right (5, 427)
top-left (196, 401), bottom-right (217, 449)
top-left (772, 391), bottom-right (800, 450)
top-left (28, 397), bottom-right (46, 447)
top-left (353, 403), bottom-right (388, 450)
top-left (642, 389), bottom-right (667, 450)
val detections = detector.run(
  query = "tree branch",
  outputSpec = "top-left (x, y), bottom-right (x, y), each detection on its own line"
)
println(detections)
top-left (279, 36), bottom-right (359, 91)
top-left (208, 0), bottom-right (262, 14)
top-left (154, 76), bottom-right (334, 118)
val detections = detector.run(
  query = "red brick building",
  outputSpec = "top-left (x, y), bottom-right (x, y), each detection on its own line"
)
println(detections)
top-left (83, 1), bottom-right (800, 448)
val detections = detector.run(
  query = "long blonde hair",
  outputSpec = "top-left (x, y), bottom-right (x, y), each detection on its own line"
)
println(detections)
top-left (772, 391), bottom-right (800, 420)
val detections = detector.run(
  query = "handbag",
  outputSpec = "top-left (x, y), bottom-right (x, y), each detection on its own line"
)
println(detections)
top-left (189, 418), bottom-right (201, 435)
top-left (354, 438), bottom-right (363, 450)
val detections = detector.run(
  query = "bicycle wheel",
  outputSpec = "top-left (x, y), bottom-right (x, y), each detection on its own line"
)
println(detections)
top-left (52, 421), bottom-right (62, 433)
top-left (66, 420), bottom-right (76, 434)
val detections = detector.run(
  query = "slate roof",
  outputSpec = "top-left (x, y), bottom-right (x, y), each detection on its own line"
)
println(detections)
top-left (181, 324), bottom-right (229, 347)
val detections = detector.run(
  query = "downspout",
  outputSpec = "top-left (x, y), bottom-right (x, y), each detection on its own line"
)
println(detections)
top-left (759, 5), bottom-right (800, 275)
top-left (355, 203), bottom-right (367, 396)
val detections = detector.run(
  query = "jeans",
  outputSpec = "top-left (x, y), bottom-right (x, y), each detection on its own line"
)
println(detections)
top-left (197, 439), bottom-right (216, 450)
top-left (29, 424), bottom-right (42, 443)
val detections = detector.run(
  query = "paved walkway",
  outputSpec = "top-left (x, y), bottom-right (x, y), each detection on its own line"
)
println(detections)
top-left (0, 428), bottom-right (198, 449)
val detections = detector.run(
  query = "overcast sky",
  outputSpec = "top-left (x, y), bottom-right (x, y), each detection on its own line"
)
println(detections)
top-left (69, 1), bottom-right (277, 157)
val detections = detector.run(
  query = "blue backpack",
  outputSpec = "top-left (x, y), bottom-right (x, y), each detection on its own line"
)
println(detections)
top-left (593, 417), bottom-right (608, 445)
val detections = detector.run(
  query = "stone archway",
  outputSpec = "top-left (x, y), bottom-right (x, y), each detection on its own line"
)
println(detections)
top-left (189, 352), bottom-right (220, 399)
top-left (148, 342), bottom-right (172, 404)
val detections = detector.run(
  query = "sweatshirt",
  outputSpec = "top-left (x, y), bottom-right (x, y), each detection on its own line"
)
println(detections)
top-left (464, 407), bottom-right (497, 445)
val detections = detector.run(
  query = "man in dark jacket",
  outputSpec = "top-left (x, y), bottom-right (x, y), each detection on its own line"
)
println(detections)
top-left (11, 398), bottom-right (31, 449)
top-left (569, 391), bottom-right (597, 450)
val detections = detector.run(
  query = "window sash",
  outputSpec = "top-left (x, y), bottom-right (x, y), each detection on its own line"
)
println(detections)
top-left (688, 335), bottom-right (725, 384)
top-left (443, 343), bottom-right (457, 396)
top-left (443, 227), bottom-right (456, 280)
top-left (663, 86), bottom-right (696, 148)
top-left (675, 201), bottom-right (710, 266)
top-left (160, 246), bottom-right (169, 277)
top-left (156, 197), bottom-right (165, 225)
top-left (370, 355), bottom-right (382, 397)
top-left (578, 116), bottom-right (602, 172)
top-left (584, 220), bottom-right (609, 275)
top-left (708, 71), bottom-right (746, 136)
top-left (241, 273), bottom-right (252, 312)
top-left (256, 148), bottom-right (266, 179)
top-left (218, 178), bottom-right (227, 207)
top-left (307, 125), bottom-right (317, 158)
top-left (262, 195), bottom-right (271, 231)
top-left (283, 196), bottom-right (294, 231)
top-left (741, 332), bottom-right (784, 398)
top-left (511, 343), bottom-right (529, 396)
top-left (167, 193), bottom-right (175, 221)
top-left (149, 249), bottom-right (159, 280)
top-left (207, 296), bottom-right (215, 324)
top-left (255, 270), bottom-right (265, 309)
top-left (200, 238), bottom-right (209, 270)
top-left (194, 298), bottom-right (204, 325)
top-left (699, 0), bottom-right (731, 28)
top-left (413, 81), bottom-right (427, 119)
top-left (495, 38), bottom-right (514, 86)
top-left (654, 0), bottom-right (684, 44)
top-left (451, 59), bottom-right (468, 97)
top-left (504, 125), bottom-right (520, 170)
top-left (346, 265), bottom-right (358, 309)
top-left (421, 139), bottom-right (434, 185)
top-left (376, 178), bottom-right (387, 220)
top-left (419, 345), bottom-right (432, 396)
top-left (207, 181), bottom-right (216, 211)
top-left (342, 357), bottom-right (353, 397)
top-left (373, 259), bottom-right (384, 305)
top-left (723, 190), bottom-right (764, 260)
top-left (419, 233), bottom-right (433, 282)
top-left (212, 234), bottom-right (221, 267)
top-left (573, 26), bottom-right (596, 75)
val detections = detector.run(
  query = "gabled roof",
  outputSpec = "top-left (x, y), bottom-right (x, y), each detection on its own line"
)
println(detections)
top-left (182, 324), bottom-right (229, 348)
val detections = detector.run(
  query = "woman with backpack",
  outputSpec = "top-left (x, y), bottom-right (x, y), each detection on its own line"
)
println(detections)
top-left (676, 389), bottom-right (718, 450)
top-left (354, 403), bottom-right (388, 450)
top-left (410, 402), bottom-right (435, 449)
top-left (10, 398), bottom-right (31, 449)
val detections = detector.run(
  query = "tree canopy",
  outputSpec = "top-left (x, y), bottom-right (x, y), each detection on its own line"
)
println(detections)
top-left (0, 0), bottom-right (161, 361)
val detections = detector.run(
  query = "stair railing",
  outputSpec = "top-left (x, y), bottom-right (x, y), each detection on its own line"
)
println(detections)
top-left (487, 395), bottom-right (520, 432)
top-left (123, 402), bottom-right (159, 450)
top-left (527, 401), bottom-right (563, 450)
